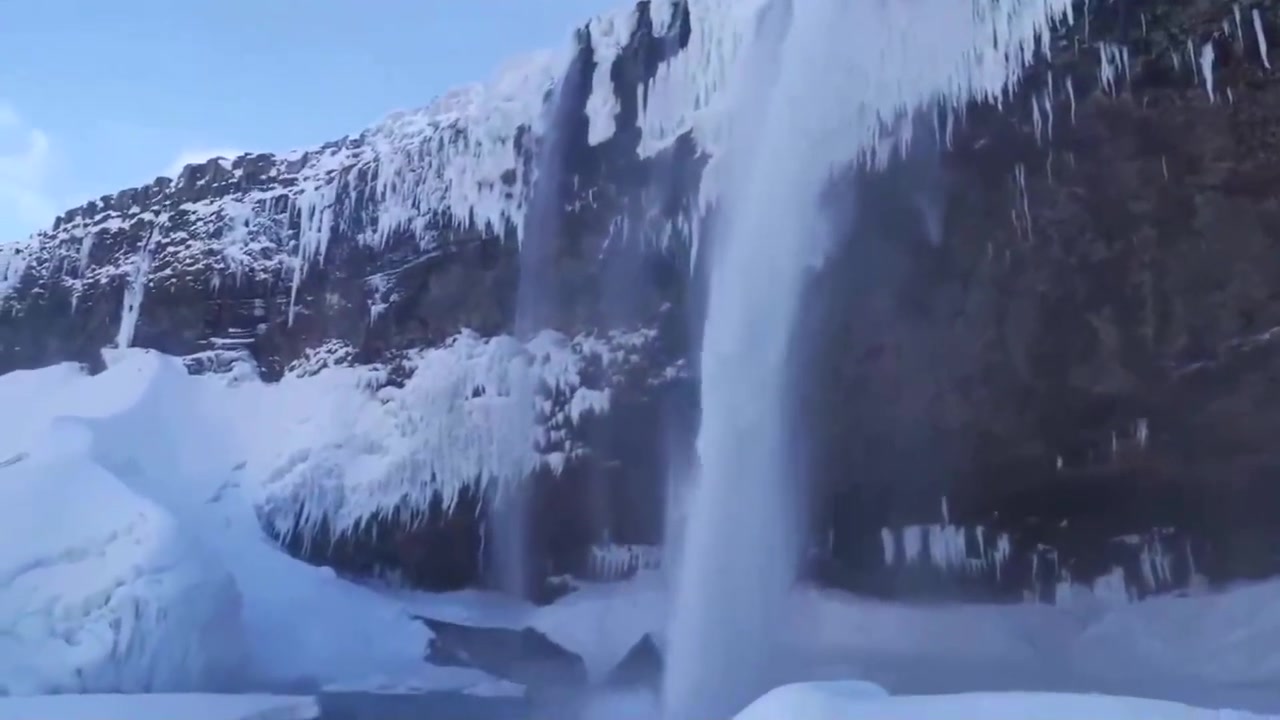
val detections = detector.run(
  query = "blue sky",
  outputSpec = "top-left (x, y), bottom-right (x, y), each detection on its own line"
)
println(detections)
top-left (0, 0), bottom-right (617, 241)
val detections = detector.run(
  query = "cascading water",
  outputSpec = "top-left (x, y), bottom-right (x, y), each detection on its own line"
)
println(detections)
top-left (491, 44), bottom-right (588, 598)
top-left (662, 1), bottom-right (1074, 719)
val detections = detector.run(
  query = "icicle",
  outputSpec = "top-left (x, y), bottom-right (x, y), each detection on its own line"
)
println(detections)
top-left (1141, 13), bottom-right (1147, 37)
top-left (1015, 163), bottom-right (1033, 243)
top-left (1032, 95), bottom-right (1043, 144)
top-left (1201, 41), bottom-right (1217, 102)
top-left (1098, 43), bottom-right (1117, 95)
top-left (1043, 86), bottom-right (1054, 141)
top-left (1066, 75), bottom-right (1076, 125)
top-left (1235, 4), bottom-right (1245, 51)
top-left (1188, 39), bottom-right (1199, 83)
top-left (880, 528), bottom-right (896, 566)
top-left (1161, 155), bottom-right (1169, 180)
top-left (1254, 8), bottom-right (1272, 70)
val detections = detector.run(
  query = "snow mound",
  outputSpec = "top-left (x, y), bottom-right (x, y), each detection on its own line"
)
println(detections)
top-left (736, 685), bottom-right (1275, 720)
top-left (0, 694), bottom-right (319, 720)
top-left (0, 353), bottom-right (434, 692)
top-left (0, 419), bottom-right (247, 694)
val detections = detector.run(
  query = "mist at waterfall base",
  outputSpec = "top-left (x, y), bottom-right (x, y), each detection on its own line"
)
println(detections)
top-left (660, 1), bottom-right (1072, 718)
top-left (491, 47), bottom-right (588, 599)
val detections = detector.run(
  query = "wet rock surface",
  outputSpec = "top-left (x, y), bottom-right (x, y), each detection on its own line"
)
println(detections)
top-left (417, 616), bottom-right (588, 690)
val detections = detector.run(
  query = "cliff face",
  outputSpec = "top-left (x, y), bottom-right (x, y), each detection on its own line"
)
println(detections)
top-left (3, 0), bottom-right (1279, 603)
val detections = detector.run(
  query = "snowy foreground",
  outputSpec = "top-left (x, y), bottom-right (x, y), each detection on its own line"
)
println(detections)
top-left (736, 684), bottom-right (1278, 720)
top-left (0, 695), bottom-right (319, 720)
top-left (2, 349), bottom-right (1280, 716)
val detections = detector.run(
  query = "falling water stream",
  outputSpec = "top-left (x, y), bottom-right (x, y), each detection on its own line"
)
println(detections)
top-left (662, 1), bottom-right (1074, 719)
top-left (494, 45), bottom-right (588, 599)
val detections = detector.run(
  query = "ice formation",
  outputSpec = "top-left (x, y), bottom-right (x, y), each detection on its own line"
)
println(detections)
top-left (254, 328), bottom-right (643, 546)
top-left (665, 1), bottom-right (1074, 719)
top-left (1255, 8), bottom-right (1272, 70)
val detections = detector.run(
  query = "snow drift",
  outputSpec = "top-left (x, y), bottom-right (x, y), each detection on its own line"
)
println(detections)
top-left (0, 328), bottom-right (639, 692)
top-left (0, 387), bottom-right (246, 694)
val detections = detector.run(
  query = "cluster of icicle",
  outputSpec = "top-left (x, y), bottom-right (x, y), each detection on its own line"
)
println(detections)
top-left (256, 327), bottom-right (652, 551)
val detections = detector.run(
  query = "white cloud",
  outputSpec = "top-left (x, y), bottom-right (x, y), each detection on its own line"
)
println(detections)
top-left (0, 102), bottom-right (56, 241)
top-left (165, 148), bottom-right (244, 178)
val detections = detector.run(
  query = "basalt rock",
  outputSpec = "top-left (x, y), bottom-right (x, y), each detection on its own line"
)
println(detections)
top-left (417, 616), bottom-right (588, 689)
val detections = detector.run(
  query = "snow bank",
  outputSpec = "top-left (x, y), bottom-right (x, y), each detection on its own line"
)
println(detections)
top-left (0, 330), bottom-right (646, 691)
top-left (0, 419), bottom-right (246, 694)
top-left (736, 686), bottom-right (1274, 720)
top-left (0, 694), bottom-right (319, 720)
top-left (0, 353), bottom-right (428, 691)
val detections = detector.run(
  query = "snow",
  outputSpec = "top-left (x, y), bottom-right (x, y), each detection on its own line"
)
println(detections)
top-left (0, 327), bottom-right (648, 692)
top-left (633, 0), bottom-right (773, 159)
top-left (0, 47), bottom-right (571, 319)
top-left (735, 685), bottom-right (1277, 720)
top-left (585, 8), bottom-right (639, 146)
top-left (0, 241), bottom-right (28, 297)
top-left (0, 695), bottom-right (319, 720)
top-left (0, 375), bottom-right (247, 695)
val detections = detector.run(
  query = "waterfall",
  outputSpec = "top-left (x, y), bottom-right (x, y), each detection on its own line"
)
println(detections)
top-left (492, 44), bottom-right (587, 599)
top-left (662, 1), bottom-right (1073, 719)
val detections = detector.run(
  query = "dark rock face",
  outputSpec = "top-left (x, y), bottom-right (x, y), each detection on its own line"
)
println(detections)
top-left (803, 0), bottom-right (1280, 600)
top-left (3, 0), bottom-right (1280, 604)
top-left (603, 633), bottom-right (664, 692)
top-left (418, 616), bottom-right (588, 689)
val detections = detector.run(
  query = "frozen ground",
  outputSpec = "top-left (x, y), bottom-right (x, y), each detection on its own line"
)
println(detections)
top-left (393, 569), bottom-right (1280, 714)
top-left (0, 694), bottom-right (319, 720)
top-left (2, 349), bottom-right (1280, 715)
top-left (735, 683), bottom-right (1279, 720)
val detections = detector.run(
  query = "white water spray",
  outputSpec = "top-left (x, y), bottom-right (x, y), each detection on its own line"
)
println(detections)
top-left (662, 2), bottom-right (1073, 719)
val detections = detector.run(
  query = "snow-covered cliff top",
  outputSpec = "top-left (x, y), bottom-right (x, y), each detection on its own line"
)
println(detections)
top-left (0, 0), bottom-right (772, 309)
